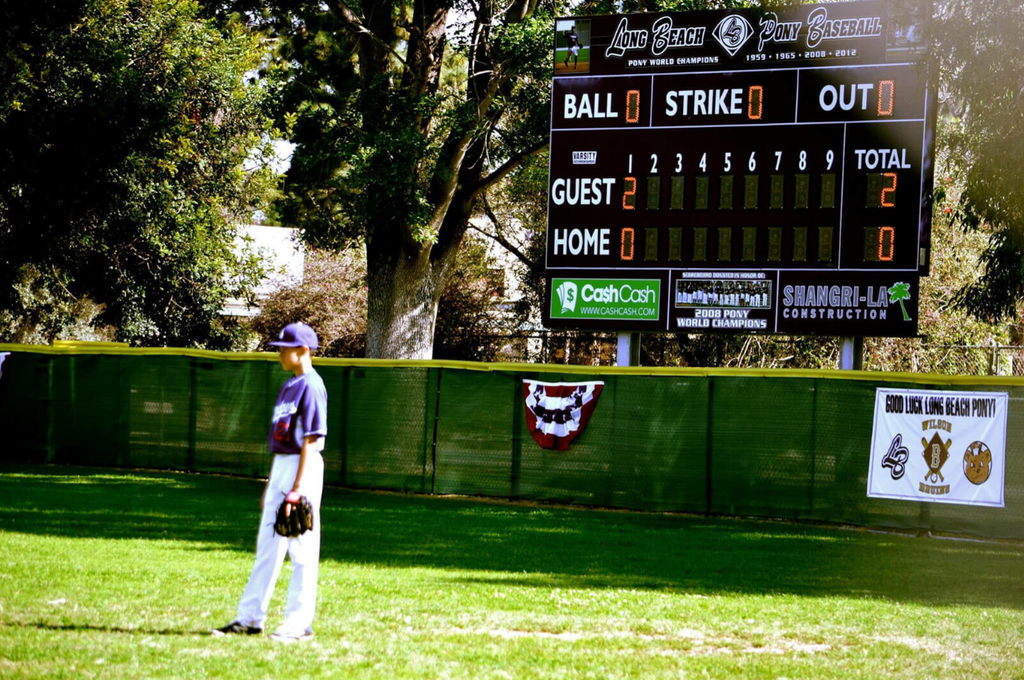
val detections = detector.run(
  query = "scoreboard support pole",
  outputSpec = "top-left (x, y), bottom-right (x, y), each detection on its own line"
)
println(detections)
top-left (616, 332), bottom-right (641, 367)
top-left (839, 337), bottom-right (864, 371)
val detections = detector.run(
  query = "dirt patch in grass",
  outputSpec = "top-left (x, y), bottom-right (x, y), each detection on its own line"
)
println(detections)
top-left (444, 628), bottom-right (833, 656)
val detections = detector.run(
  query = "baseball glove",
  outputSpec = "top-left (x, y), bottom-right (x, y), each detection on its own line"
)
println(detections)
top-left (273, 495), bottom-right (315, 538)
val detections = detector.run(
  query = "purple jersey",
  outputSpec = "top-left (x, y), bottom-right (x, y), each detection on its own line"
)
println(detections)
top-left (268, 370), bottom-right (328, 454)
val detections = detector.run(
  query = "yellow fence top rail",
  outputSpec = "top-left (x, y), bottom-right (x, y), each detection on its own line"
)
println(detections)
top-left (2, 342), bottom-right (1023, 386)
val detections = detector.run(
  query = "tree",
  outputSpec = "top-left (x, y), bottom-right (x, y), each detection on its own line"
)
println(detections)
top-left (230, 0), bottom-right (550, 358)
top-left (477, 151), bottom-right (548, 331)
top-left (0, 0), bottom-right (276, 346)
top-left (931, 0), bottom-right (1024, 322)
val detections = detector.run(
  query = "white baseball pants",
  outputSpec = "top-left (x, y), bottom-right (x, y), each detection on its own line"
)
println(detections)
top-left (235, 451), bottom-right (323, 635)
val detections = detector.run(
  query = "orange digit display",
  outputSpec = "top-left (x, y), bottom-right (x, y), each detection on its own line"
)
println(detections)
top-left (620, 228), bottom-right (635, 260)
top-left (877, 80), bottom-right (894, 116)
top-left (626, 90), bottom-right (641, 123)
top-left (881, 172), bottom-right (897, 207)
top-left (867, 172), bottom-right (899, 208)
top-left (622, 176), bottom-right (637, 210)
top-left (878, 226), bottom-right (895, 261)
top-left (748, 85), bottom-right (763, 120)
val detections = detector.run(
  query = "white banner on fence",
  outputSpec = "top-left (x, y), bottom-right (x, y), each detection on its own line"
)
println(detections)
top-left (868, 388), bottom-right (1007, 507)
top-left (0, 352), bottom-right (8, 380)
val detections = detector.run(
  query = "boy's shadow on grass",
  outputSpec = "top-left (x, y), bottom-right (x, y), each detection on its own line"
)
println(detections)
top-left (3, 464), bottom-right (1023, 611)
top-left (13, 621), bottom-right (211, 636)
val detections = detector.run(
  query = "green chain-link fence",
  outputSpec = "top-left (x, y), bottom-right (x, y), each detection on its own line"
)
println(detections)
top-left (480, 332), bottom-right (1024, 375)
top-left (1, 345), bottom-right (1021, 539)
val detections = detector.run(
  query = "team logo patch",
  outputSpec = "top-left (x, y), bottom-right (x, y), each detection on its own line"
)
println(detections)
top-left (523, 380), bottom-right (604, 450)
top-left (880, 434), bottom-right (909, 480)
top-left (963, 441), bottom-right (993, 485)
top-left (712, 15), bottom-right (753, 57)
top-left (920, 431), bottom-right (951, 495)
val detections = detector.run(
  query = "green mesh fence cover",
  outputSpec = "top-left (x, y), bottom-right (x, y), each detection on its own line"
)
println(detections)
top-left (709, 377), bottom-right (819, 518)
top-left (1, 347), bottom-right (1021, 540)
top-left (342, 366), bottom-right (434, 492)
top-left (434, 369), bottom-right (515, 497)
top-left (511, 373), bottom-right (710, 512)
top-left (191, 359), bottom-right (274, 476)
top-left (0, 352), bottom-right (52, 463)
top-left (126, 355), bottom-right (193, 471)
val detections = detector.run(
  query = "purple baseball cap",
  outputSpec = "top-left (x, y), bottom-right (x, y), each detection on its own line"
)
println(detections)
top-left (269, 322), bottom-right (319, 350)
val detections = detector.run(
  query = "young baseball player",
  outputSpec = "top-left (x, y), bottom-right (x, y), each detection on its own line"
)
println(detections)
top-left (214, 322), bottom-right (327, 642)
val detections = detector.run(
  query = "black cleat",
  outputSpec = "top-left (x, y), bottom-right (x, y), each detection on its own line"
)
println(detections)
top-left (212, 621), bottom-right (263, 636)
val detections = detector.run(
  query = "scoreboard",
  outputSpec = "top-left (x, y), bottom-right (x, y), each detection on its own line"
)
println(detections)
top-left (544, 1), bottom-right (936, 336)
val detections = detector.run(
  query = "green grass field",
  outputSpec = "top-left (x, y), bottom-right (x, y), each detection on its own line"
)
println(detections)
top-left (554, 47), bottom-right (591, 71)
top-left (1, 464), bottom-right (1022, 679)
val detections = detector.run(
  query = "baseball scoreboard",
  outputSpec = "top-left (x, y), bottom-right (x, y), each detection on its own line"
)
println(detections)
top-left (544, 1), bottom-right (936, 336)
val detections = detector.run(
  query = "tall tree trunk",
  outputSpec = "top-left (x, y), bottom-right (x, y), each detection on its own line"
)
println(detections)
top-left (365, 199), bottom-right (472, 359)
top-left (322, 0), bottom-right (541, 358)
top-left (365, 244), bottom-right (441, 359)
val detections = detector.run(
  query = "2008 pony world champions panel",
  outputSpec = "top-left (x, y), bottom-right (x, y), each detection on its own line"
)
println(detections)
top-left (546, 1), bottom-right (936, 336)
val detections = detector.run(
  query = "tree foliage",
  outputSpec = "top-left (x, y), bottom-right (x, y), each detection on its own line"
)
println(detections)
top-left (931, 0), bottom-right (1024, 321)
top-left (251, 249), bottom-right (368, 356)
top-left (0, 0), bottom-right (276, 346)
top-left (432, 237), bottom-right (512, 361)
top-left (204, 0), bottom-right (552, 358)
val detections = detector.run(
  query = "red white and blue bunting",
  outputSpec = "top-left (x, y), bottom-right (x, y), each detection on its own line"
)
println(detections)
top-left (523, 379), bottom-right (604, 450)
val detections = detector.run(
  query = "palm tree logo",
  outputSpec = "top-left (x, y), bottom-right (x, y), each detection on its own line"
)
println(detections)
top-left (888, 282), bottom-right (912, 321)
